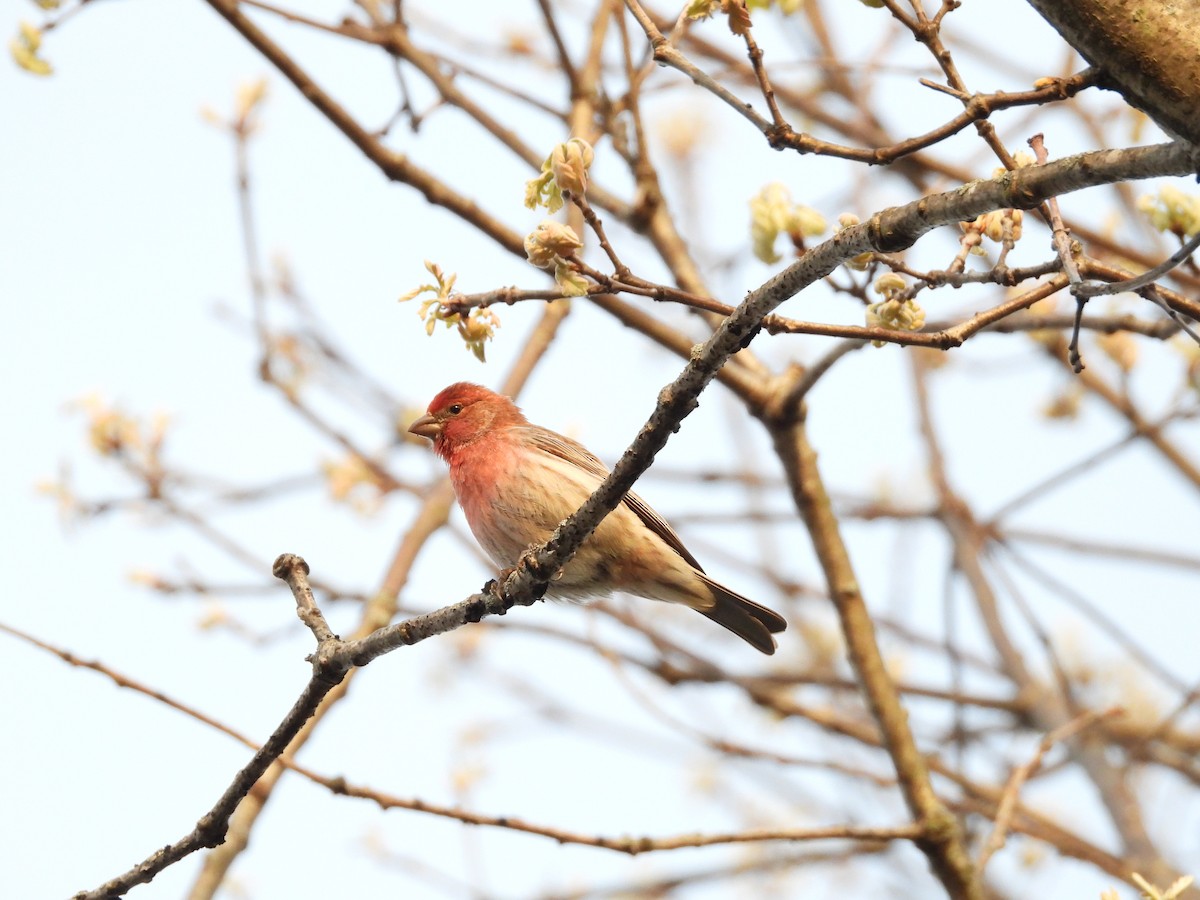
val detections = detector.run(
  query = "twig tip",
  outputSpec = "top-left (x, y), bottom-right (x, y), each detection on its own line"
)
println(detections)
top-left (273, 553), bottom-right (310, 580)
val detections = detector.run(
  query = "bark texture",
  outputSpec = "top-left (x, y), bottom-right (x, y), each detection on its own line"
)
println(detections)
top-left (1026, 0), bottom-right (1200, 144)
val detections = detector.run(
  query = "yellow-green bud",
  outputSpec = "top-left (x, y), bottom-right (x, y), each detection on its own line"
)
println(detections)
top-left (749, 183), bottom-right (826, 264)
top-left (549, 138), bottom-right (594, 197)
top-left (554, 260), bottom-right (590, 297)
top-left (524, 220), bottom-right (583, 268)
top-left (873, 272), bottom-right (906, 297)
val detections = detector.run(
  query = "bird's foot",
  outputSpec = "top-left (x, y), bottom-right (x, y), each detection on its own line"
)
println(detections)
top-left (485, 567), bottom-right (517, 603)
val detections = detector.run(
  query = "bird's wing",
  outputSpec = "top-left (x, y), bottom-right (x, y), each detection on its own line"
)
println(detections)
top-left (523, 426), bottom-right (706, 572)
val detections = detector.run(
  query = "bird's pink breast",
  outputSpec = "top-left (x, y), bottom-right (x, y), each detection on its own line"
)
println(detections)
top-left (447, 434), bottom-right (544, 568)
top-left (445, 429), bottom-right (704, 606)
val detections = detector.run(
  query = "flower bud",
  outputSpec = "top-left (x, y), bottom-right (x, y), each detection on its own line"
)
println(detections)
top-left (549, 138), bottom-right (594, 196)
top-left (1138, 185), bottom-right (1200, 237)
top-left (872, 272), bottom-right (906, 297)
top-left (554, 260), bottom-right (590, 297)
top-left (866, 297), bottom-right (925, 345)
top-left (685, 0), bottom-right (719, 18)
top-left (749, 183), bottom-right (825, 263)
top-left (524, 220), bottom-right (583, 268)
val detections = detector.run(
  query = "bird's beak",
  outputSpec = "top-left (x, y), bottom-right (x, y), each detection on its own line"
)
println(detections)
top-left (408, 413), bottom-right (442, 440)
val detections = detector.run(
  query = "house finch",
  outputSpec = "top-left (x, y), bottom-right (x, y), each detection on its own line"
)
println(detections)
top-left (409, 382), bottom-right (787, 654)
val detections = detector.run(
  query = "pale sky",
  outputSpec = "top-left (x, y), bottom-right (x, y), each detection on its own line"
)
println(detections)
top-left (4, 2), bottom-right (1199, 898)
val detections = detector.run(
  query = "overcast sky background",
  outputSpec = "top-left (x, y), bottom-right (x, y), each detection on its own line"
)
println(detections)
top-left (3, 1), bottom-right (1199, 897)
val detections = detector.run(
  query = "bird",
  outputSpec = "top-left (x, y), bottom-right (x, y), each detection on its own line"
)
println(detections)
top-left (408, 382), bottom-right (787, 654)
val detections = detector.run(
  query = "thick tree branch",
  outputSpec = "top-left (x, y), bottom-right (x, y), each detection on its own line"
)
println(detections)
top-left (1026, 0), bottom-right (1200, 144)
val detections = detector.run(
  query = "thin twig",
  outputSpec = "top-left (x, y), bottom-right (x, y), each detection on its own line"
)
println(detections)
top-left (977, 708), bottom-right (1121, 871)
top-left (1075, 230), bottom-right (1200, 299)
top-left (273, 553), bottom-right (335, 643)
top-left (1029, 134), bottom-right (1086, 371)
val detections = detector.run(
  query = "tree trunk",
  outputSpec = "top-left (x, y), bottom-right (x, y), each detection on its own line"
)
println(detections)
top-left (1026, 0), bottom-right (1200, 144)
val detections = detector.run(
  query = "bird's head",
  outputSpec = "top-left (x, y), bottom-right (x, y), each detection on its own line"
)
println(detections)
top-left (408, 382), bottom-right (526, 458)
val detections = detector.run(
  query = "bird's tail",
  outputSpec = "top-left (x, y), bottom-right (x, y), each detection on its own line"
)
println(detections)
top-left (697, 574), bottom-right (787, 655)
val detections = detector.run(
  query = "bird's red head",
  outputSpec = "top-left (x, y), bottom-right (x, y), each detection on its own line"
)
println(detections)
top-left (408, 382), bottom-right (527, 458)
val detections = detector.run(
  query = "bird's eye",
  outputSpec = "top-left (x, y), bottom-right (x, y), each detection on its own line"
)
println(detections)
top-left (447, 403), bottom-right (463, 415)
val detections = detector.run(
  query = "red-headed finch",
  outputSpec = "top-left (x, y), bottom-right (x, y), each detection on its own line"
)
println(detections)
top-left (409, 383), bottom-right (787, 654)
